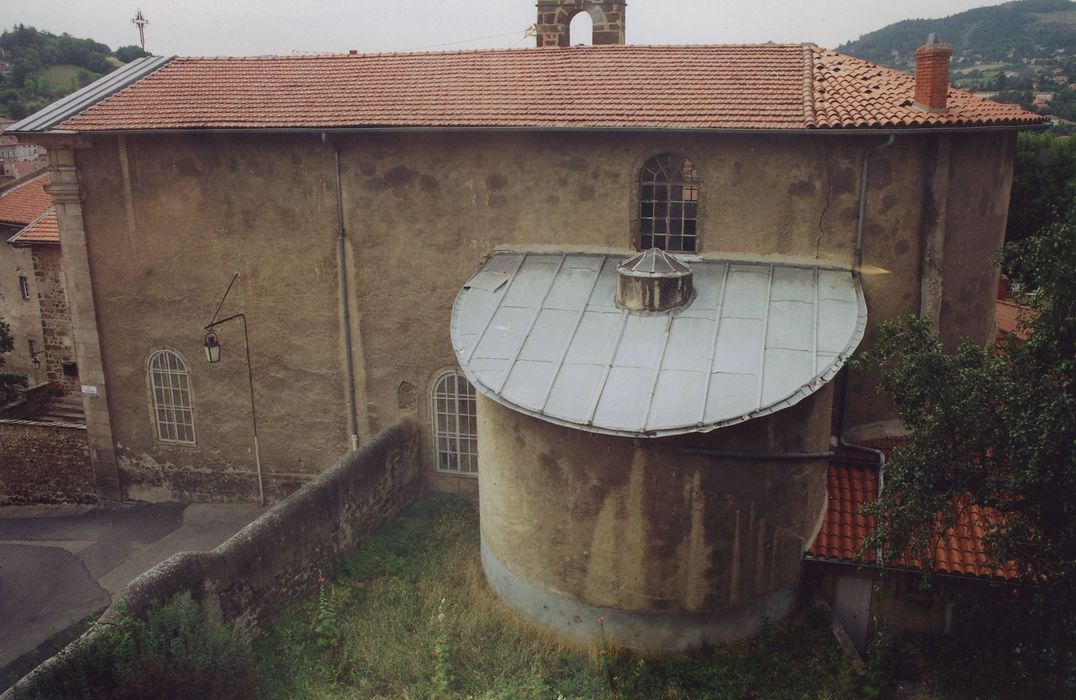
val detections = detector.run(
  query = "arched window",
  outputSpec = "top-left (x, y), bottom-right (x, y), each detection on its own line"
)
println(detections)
top-left (639, 153), bottom-right (700, 252)
top-left (148, 350), bottom-right (196, 445)
top-left (431, 370), bottom-right (478, 476)
top-left (569, 11), bottom-right (594, 45)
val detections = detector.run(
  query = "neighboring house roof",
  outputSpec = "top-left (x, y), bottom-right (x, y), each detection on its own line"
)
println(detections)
top-left (7, 208), bottom-right (59, 245)
top-left (452, 252), bottom-right (867, 438)
top-left (0, 172), bottom-right (51, 227)
top-left (12, 45), bottom-right (1045, 133)
top-left (2, 160), bottom-right (47, 179)
top-left (995, 298), bottom-right (1032, 342)
top-left (807, 441), bottom-right (1021, 581)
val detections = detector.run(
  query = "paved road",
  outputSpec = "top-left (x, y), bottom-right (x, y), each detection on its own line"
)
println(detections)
top-left (0, 501), bottom-right (264, 680)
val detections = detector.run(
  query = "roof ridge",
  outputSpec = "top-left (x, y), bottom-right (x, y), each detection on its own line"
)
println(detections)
top-left (172, 42), bottom-right (816, 61)
top-left (801, 44), bottom-right (817, 128)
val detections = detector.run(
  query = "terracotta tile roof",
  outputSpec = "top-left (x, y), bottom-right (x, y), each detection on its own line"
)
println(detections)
top-left (57, 45), bottom-right (1045, 132)
top-left (995, 299), bottom-right (1032, 343)
top-left (808, 441), bottom-right (1020, 581)
top-left (0, 172), bottom-right (51, 227)
top-left (8, 207), bottom-right (59, 245)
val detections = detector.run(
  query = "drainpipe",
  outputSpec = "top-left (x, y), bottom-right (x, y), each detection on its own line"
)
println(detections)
top-left (854, 135), bottom-right (896, 270)
top-left (324, 133), bottom-right (360, 451)
top-left (845, 133), bottom-right (896, 565)
top-left (839, 436), bottom-right (886, 566)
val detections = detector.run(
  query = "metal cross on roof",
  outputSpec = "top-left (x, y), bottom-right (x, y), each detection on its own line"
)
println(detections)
top-left (132, 9), bottom-right (149, 51)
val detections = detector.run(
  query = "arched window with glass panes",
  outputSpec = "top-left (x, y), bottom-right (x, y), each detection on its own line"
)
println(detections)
top-left (639, 153), bottom-right (700, 252)
top-left (147, 349), bottom-right (196, 445)
top-left (431, 370), bottom-right (478, 476)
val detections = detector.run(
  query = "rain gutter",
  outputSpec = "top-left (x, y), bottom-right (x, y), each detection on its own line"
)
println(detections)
top-left (669, 447), bottom-right (835, 460)
top-left (27, 123), bottom-right (1049, 138)
top-left (325, 133), bottom-right (360, 451)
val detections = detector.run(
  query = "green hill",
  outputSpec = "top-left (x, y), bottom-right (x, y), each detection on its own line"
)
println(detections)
top-left (838, 0), bottom-right (1075, 68)
top-left (0, 24), bottom-right (149, 120)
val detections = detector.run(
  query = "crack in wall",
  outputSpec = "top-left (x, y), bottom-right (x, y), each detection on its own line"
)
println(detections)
top-left (816, 141), bottom-right (832, 260)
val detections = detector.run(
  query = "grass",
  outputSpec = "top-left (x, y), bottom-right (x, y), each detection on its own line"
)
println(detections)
top-left (253, 496), bottom-right (862, 699)
top-left (33, 65), bottom-right (94, 90)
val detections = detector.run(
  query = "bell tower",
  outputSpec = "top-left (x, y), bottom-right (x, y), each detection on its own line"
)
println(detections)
top-left (536, 1), bottom-right (626, 47)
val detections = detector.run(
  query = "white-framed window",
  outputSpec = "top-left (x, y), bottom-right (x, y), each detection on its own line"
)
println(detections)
top-left (17, 274), bottom-right (31, 300)
top-left (431, 370), bottom-right (478, 476)
top-left (147, 349), bottom-right (196, 446)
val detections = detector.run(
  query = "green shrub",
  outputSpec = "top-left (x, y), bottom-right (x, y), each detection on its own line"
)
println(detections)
top-left (20, 591), bottom-right (258, 700)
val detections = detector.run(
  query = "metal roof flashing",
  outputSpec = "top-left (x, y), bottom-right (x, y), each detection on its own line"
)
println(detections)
top-left (7, 55), bottom-right (174, 134)
top-left (451, 252), bottom-right (867, 438)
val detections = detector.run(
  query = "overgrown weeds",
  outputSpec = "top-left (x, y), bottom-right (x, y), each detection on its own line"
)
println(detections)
top-left (253, 496), bottom-right (861, 699)
top-left (19, 591), bottom-right (258, 700)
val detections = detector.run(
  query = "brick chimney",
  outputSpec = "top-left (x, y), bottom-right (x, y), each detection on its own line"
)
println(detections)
top-left (536, 1), bottom-right (626, 47)
top-left (914, 34), bottom-right (954, 112)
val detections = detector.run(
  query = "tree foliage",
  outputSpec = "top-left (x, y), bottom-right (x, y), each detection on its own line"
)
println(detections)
top-left (860, 211), bottom-right (1076, 651)
top-left (0, 314), bottom-right (28, 405)
top-left (1007, 131), bottom-right (1076, 244)
top-left (114, 45), bottom-right (150, 63)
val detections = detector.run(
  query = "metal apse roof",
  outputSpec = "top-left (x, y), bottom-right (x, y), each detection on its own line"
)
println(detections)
top-left (451, 252), bottom-right (867, 438)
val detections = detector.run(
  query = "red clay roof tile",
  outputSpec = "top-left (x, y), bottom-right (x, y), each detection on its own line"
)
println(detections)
top-left (807, 450), bottom-right (1020, 581)
top-left (57, 45), bottom-right (1045, 132)
top-left (0, 172), bottom-right (51, 227)
top-left (8, 207), bottom-right (59, 244)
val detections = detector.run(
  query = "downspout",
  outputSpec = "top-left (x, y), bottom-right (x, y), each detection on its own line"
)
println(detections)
top-left (324, 133), bottom-right (360, 451)
top-left (839, 436), bottom-right (886, 566)
top-left (848, 134), bottom-right (895, 562)
top-left (854, 135), bottom-right (896, 270)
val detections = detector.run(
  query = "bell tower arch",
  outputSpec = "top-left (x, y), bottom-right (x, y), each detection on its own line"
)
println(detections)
top-left (536, 1), bottom-right (626, 47)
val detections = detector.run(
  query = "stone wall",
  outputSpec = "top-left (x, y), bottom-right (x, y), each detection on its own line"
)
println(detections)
top-left (0, 420), bottom-right (94, 505)
top-left (31, 245), bottom-right (78, 394)
top-left (1, 417), bottom-right (421, 699)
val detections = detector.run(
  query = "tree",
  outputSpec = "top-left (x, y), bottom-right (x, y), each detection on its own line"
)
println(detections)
top-left (1006, 131), bottom-right (1076, 244)
top-left (0, 315), bottom-right (27, 405)
top-left (859, 210), bottom-right (1075, 678)
top-left (115, 45), bottom-right (149, 63)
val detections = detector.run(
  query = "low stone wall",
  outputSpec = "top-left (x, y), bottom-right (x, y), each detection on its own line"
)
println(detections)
top-left (2, 417), bottom-right (422, 698)
top-left (0, 420), bottom-right (94, 505)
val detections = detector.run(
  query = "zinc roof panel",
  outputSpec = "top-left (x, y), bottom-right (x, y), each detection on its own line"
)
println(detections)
top-left (453, 252), bottom-right (866, 437)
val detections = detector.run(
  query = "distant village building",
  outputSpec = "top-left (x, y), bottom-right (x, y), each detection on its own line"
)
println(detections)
top-left (8, 1), bottom-right (1046, 650)
top-left (0, 172), bottom-right (77, 392)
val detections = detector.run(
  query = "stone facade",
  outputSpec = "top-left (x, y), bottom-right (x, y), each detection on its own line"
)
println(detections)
top-left (30, 245), bottom-right (78, 393)
top-left (0, 228), bottom-right (45, 385)
top-left (0, 421), bottom-right (94, 505)
top-left (27, 128), bottom-right (1015, 503)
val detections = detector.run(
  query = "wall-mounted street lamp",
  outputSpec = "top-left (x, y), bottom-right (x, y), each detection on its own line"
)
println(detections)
top-left (203, 331), bottom-right (221, 363)
top-left (203, 273), bottom-right (264, 505)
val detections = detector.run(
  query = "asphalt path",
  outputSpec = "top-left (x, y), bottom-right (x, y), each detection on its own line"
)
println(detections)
top-left (0, 501), bottom-right (262, 685)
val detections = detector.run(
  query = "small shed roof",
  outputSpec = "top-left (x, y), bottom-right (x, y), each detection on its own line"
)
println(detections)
top-left (451, 252), bottom-right (866, 437)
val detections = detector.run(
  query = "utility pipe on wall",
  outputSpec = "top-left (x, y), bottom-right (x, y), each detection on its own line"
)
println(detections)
top-left (854, 135), bottom-right (896, 270)
top-left (325, 133), bottom-right (360, 451)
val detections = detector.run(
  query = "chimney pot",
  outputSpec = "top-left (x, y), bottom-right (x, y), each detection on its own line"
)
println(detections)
top-left (914, 34), bottom-right (953, 112)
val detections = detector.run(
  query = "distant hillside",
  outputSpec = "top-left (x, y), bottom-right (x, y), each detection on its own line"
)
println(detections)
top-left (0, 25), bottom-right (149, 120)
top-left (839, 0), bottom-right (1075, 68)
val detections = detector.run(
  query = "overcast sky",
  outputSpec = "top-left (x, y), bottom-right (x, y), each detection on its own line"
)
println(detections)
top-left (2, 1), bottom-right (1008, 56)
